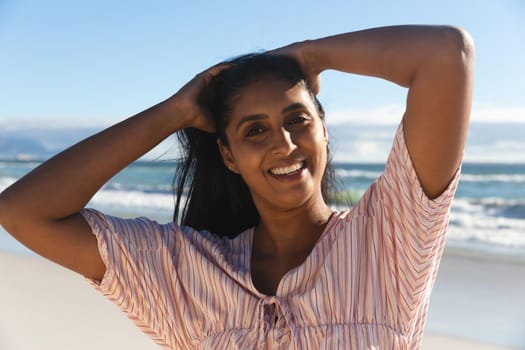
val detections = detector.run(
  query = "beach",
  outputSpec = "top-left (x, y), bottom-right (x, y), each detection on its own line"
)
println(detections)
top-left (1, 250), bottom-right (523, 349)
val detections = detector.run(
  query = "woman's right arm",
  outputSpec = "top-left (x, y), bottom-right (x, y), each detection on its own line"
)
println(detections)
top-left (0, 65), bottom-right (224, 280)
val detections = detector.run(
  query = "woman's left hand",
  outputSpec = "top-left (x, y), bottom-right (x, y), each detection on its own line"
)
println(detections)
top-left (166, 62), bottom-right (230, 133)
top-left (269, 40), bottom-right (321, 95)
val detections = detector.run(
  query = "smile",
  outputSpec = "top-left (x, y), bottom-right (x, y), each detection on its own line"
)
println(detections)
top-left (269, 161), bottom-right (305, 176)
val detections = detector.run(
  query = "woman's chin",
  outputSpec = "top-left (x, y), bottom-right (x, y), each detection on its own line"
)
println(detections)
top-left (254, 187), bottom-right (323, 212)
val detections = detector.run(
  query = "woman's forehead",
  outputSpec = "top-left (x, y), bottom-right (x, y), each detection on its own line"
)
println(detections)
top-left (229, 77), bottom-right (315, 117)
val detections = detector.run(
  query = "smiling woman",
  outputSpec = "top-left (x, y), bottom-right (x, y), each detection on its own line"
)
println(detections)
top-left (0, 25), bottom-right (474, 349)
top-left (174, 54), bottom-right (334, 238)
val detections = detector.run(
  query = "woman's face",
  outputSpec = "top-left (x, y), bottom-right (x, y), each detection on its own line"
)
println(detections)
top-left (218, 77), bottom-right (328, 212)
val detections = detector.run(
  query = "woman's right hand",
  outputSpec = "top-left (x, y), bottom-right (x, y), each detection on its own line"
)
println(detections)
top-left (167, 63), bottom-right (230, 133)
top-left (268, 40), bottom-right (322, 95)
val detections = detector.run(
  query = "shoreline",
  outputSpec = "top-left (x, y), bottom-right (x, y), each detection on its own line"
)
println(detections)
top-left (1, 251), bottom-right (523, 349)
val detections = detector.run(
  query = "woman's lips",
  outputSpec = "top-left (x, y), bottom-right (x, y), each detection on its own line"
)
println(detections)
top-left (268, 161), bottom-right (306, 177)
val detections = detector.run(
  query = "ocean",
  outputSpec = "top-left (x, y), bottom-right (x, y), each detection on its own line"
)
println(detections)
top-left (1, 160), bottom-right (525, 261)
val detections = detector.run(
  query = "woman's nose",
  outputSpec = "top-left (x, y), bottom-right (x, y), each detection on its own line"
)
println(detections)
top-left (270, 128), bottom-right (296, 155)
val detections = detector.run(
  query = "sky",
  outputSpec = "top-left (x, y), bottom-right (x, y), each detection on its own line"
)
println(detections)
top-left (0, 0), bottom-right (524, 161)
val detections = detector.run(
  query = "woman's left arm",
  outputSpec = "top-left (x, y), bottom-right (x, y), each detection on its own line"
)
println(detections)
top-left (286, 25), bottom-right (475, 198)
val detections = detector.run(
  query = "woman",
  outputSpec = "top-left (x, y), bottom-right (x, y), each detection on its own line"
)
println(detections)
top-left (0, 25), bottom-right (474, 349)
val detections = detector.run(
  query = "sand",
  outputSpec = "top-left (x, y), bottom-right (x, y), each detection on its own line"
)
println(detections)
top-left (0, 250), bottom-right (523, 349)
top-left (424, 251), bottom-right (525, 349)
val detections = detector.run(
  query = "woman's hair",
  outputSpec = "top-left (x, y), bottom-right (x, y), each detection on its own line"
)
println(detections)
top-left (173, 53), bottom-right (336, 238)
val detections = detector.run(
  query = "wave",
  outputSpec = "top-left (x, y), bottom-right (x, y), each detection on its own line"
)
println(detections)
top-left (106, 182), bottom-right (173, 194)
top-left (335, 169), bottom-right (525, 183)
top-left (335, 169), bottom-right (383, 179)
top-left (460, 173), bottom-right (525, 183)
top-left (89, 188), bottom-right (175, 212)
top-left (446, 198), bottom-right (525, 254)
top-left (0, 176), bottom-right (175, 213)
top-left (0, 177), bottom-right (16, 191)
top-left (452, 197), bottom-right (525, 219)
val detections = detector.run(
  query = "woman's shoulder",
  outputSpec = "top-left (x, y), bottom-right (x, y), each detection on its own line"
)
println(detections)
top-left (81, 208), bottom-right (255, 262)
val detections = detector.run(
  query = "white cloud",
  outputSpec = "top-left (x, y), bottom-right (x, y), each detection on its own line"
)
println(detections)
top-left (328, 124), bottom-right (398, 163)
top-left (325, 104), bottom-right (525, 125)
top-left (470, 105), bottom-right (525, 123)
top-left (465, 141), bottom-right (525, 163)
top-left (327, 111), bottom-right (525, 163)
top-left (0, 115), bottom-right (122, 129)
top-left (325, 104), bottom-right (404, 125)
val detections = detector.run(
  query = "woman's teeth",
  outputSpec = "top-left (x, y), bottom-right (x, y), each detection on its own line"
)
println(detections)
top-left (270, 162), bottom-right (303, 175)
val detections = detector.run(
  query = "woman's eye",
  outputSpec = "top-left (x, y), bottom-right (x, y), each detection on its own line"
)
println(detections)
top-left (285, 115), bottom-right (308, 126)
top-left (245, 126), bottom-right (266, 137)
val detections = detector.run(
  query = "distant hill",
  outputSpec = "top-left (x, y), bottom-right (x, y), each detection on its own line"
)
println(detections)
top-left (0, 126), bottom-right (176, 161)
top-left (0, 135), bottom-right (50, 160)
top-left (0, 127), bottom-right (99, 160)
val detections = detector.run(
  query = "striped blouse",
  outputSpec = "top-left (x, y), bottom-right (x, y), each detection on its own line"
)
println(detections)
top-left (81, 121), bottom-right (461, 349)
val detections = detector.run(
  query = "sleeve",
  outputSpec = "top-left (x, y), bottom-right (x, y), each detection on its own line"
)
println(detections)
top-left (379, 119), bottom-right (461, 236)
top-left (80, 208), bottom-right (176, 289)
top-left (81, 209), bottom-right (178, 314)
top-left (80, 208), bottom-right (118, 290)
top-left (79, 208), bottom-right (180, 347)
top-left (375, 119), bottom-right (461, 342)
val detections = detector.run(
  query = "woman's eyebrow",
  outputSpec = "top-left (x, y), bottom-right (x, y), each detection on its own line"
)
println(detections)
top-left (281, 102), bottom-right (308, 114)
top-left (235, 114), bottom-right (267, 132)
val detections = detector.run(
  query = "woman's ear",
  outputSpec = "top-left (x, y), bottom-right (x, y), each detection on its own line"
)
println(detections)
top-left (217, 139), bottom-right (239, 173)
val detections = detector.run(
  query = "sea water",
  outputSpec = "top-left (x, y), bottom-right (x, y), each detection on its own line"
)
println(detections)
top-left (1, 160), bottom-right (525, 260)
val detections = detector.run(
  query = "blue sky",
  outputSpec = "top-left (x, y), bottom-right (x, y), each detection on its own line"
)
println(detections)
top-left (0, 0), bottom-right (524, 161)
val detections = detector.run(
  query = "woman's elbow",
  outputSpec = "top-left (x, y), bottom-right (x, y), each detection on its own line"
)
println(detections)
top-left (0, 188), bottom-right (25, 233)
top-left (0, 189), bottom-right (16, 232)
top-left (439, 26), bottom-right (475, 67)
top-left (0, 190), bottom-right (9, 227)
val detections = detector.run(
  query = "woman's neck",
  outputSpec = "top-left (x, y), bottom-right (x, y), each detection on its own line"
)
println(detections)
top-left (253, 198), bottom-right (333, 259)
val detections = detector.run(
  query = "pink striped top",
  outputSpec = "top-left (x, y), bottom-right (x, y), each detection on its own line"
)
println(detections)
top-left (81, 121), bottom-right (460, 349)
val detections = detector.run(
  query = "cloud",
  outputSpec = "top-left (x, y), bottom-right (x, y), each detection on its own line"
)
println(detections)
top-left (325, 104), bottom-right (525, 125)
top-left (325, 104), bottom-right (404, 125)
top-left (327, 118), bottom-right (525, 163)
top-left (465, 141), bottom-right (525, 163)
top-left (0, 115), bottom-right (122, 129)
top-left (470, 105), bottom-right (525, 123)
top-left (328, 124), bottom-right (398, 163)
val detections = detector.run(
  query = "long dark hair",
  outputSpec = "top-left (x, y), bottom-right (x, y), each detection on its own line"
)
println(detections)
top-left (173, 53), bottom-right (335, 238)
